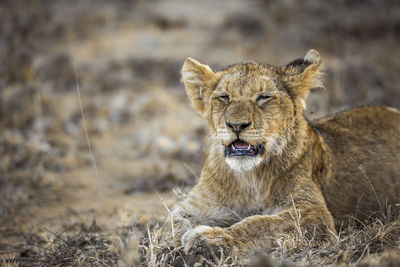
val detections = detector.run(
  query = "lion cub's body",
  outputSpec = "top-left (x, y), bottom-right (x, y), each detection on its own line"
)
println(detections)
top-left (157, 50), bottom-right (400, 259)
top-left (314, 106), bottom-right (400, 224)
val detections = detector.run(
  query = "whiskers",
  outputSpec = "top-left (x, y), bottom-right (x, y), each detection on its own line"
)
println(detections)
top-left (214, 128), bottom-right (288, 157)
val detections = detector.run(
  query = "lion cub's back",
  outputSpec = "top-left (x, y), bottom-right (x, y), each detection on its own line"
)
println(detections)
top-left (312, 106), bottom-right (400, 223)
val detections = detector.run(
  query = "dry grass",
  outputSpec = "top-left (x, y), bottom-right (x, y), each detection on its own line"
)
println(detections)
top-left (136, 202), bottom-right (400, 266)
top-left (4, 214), bottom-right (397, 266)
top-left (1, 221), bottom-right (119, 267)
top-left (275, 216), bottom-right (400, 266)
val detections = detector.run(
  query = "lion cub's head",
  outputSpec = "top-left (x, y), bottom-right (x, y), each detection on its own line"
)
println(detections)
top-left (182, 50), bottom-right (323, 172)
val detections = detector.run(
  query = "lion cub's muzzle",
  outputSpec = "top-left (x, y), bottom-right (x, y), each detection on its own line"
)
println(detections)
top-left (225, 139), bottom-right (265, 157)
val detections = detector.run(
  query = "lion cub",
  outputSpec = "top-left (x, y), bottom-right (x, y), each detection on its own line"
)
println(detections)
top-left (159, 50), bottom-right (400, 258)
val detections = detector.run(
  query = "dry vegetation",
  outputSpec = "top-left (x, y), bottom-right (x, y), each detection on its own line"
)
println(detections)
top-left (1, 0), bottom-right (400, 266)
top-left (137, 205), bottom-right (400, 266)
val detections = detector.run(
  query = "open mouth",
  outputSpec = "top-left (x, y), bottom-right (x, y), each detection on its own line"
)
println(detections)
top-left (225, 140), bottom-right (265, 157)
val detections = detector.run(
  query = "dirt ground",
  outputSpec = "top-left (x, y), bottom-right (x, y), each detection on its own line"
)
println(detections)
top-left (1, 0), bottom-right (400, 266)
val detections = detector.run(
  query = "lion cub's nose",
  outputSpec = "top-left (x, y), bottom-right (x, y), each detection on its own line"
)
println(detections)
top-left (226, 121), bottom-right (252, 133)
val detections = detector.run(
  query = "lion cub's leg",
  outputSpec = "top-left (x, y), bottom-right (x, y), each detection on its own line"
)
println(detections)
top-left (156, 187), bottom-right (241, 248)
top-left (181, 200), bottom-right (336, 256)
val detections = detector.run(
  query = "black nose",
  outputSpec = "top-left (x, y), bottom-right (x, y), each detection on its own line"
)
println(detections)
top-left (226, 121), bottom-right (252, 133)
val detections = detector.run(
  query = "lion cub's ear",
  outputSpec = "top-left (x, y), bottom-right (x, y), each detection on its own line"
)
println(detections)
top-left (182, 57), bottom-right (216, 117)
top-left (281, 49), bottom-right (324, 108)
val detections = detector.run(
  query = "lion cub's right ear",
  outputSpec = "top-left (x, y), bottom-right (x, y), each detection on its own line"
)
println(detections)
top-left (281, 49), bottom-right (324, 109)
top-left (181, 57), bottom-right (216, 117)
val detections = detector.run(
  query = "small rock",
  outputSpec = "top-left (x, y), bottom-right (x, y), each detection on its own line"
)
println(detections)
top-left (95, 118), bottom-right (108, 133)
top-left (109, 92), bottom-right (129, 122)
top-left (180, 135), bottom-right (201, 155)
top-left (155, 135), bottom-right (177, 155)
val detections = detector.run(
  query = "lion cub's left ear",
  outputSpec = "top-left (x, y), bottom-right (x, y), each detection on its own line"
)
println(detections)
top-left (181, 57), bottom-right (216, 117)
top-left (281, 49), bottom-right (324, 108)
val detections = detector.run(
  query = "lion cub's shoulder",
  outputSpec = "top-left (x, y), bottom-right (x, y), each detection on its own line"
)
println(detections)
top-left (311, 106), bottom-right (400, 134)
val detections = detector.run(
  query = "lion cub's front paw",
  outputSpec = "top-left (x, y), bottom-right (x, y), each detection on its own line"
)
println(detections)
top-left (181, 225), bottom-right (232, 254)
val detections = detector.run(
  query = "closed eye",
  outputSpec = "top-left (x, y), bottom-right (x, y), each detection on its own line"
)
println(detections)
top-left (218, 94), bottom-right (230, 102)
top-left (256, 94), bottom-right (273, 102)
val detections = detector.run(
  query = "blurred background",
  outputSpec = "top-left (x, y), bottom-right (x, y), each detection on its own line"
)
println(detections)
top-left (1, 0), bottom-right (399, 264)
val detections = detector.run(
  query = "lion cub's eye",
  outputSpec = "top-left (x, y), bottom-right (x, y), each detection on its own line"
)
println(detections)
top-left (218, 94), bottom-right (230, 103)
top-left (256, 94), bottom-right (273, 103)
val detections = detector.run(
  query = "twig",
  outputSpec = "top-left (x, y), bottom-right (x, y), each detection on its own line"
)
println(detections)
top-left (73, 64), bottom-right (101, 222)
top-left (350, 157), bottom-right (384, 217)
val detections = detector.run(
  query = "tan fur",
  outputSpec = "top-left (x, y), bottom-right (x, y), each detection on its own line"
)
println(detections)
top-left (158, 50), bottom-right (400, 258)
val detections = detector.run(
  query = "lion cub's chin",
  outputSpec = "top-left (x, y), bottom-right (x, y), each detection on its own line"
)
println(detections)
top-left (225, 156), bottom-right (263, 172)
